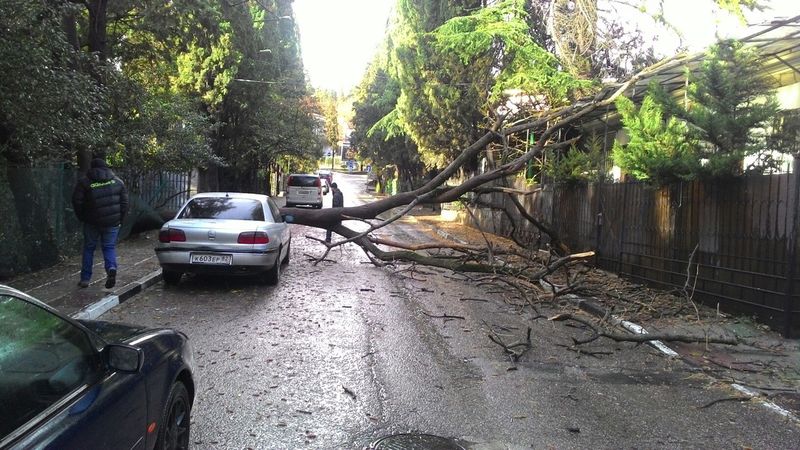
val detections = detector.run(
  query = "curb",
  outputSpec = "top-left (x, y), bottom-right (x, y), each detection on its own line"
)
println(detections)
top-left (568, 294), bottom-right (799, 423)
top-left (72, 270), bottom-right (162, 320)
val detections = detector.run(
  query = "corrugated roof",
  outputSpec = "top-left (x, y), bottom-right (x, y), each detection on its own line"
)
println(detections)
top-left (577, 14), bottom-right (800, 131)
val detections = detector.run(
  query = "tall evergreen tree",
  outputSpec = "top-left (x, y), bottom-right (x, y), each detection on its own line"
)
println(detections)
top-left (652, 39), bottom-right (780, 178)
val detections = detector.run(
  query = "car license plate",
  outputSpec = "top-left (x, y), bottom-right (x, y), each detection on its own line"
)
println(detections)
top-left (300, 189), bottom-right (311, 195)
top-left (190, 253), bottom-right (233, 265)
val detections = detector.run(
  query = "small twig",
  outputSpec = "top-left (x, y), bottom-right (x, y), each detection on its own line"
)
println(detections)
top-left (487, 326), bottom-right (532, 362)
top-left (682, 244), bottom-right (701, 321)
top-left (557, 344), bottom-right (613, 358)
top-left (460, 297), bottom-right (490, 303)
top-left (549, 313), bottom-right (738, 346)
top-left (698, 396), bottom-right (752, 409)
top-left (342, 386), bottom-right (357, 400)
top-left (422, 312), bottom-right (466, 320)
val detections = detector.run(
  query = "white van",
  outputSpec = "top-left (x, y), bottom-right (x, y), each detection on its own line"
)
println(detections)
top-left (285, 173), bottom-right (324, 208)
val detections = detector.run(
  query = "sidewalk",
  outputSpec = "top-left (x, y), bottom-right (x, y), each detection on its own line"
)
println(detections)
top-left (5, 230), bottom-right (163, 319)
top-left (4, 196), bottom-right (291, 318)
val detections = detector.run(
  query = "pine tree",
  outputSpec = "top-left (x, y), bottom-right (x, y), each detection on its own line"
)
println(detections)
top-left (653, 39), bottom-right (780, 178)
top-left (612, 93), bottom-right (698, 185)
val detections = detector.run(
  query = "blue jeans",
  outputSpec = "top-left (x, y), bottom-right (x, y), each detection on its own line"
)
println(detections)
top-left (80, 224), bottom-right (120, 282)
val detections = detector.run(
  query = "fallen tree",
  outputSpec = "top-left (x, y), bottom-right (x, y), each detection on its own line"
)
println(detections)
top-left (280, 54), bottom-right (735, 351)
top-left (283, 54), bottom-right (689, 270)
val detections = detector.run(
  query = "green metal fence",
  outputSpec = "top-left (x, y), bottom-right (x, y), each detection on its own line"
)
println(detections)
top-left (0, 165), bottom-right (191, 280)
top-left (0, 166), bottom-right (82, 279)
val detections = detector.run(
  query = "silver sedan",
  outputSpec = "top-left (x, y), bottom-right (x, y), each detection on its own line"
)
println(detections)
top-left (155, 193), bottom-right (291, 285)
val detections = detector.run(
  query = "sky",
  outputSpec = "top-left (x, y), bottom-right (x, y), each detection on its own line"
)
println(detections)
top-left (293, 0), bottom-right (395, 94)
top-left (292, 0), bottom-right (799, 94)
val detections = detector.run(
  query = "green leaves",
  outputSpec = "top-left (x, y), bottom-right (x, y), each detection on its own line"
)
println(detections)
top-left (612, 94), bottom-right (699, 185)
top-left (433, 0), bottom-right (589, 105)
top-left (0, 0), bottom-right (105, 164)
top-left (613, 39), bottom-right (782, 184)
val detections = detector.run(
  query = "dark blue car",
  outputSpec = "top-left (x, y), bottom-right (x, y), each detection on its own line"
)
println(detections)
top-left (0, 285), bottom-right (195, 450)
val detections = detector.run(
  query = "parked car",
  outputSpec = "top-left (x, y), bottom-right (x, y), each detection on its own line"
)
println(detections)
top-left (155, 192), bottom-right (291, 285)
top-left (285, 173), bottom-right (324, 208)
top-left (317, 169), bottom-right (333, 184)
top-left (0, 284), bottom-right (195, 450)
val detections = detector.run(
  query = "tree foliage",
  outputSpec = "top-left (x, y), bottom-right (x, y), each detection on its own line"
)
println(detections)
top-left (0, 0), bottom-right (321, 183)
top-left (316, 90), bottom-right (341, 153)
top-left (0, 1), bottom-right (104, 165)
top-left (352, 54), bottom-right (422, 186)
top-left (545, 134), bottom-right (607, 184)
top-left (612, 94), bottom-right (698, 185)
top-left (652, 40), bottom-right (780, 178)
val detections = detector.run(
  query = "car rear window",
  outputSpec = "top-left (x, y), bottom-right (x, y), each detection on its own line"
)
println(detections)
top-left (178, 198), bottom-right (266, 221)
top-left (288, 175), bottom-right (319, 187)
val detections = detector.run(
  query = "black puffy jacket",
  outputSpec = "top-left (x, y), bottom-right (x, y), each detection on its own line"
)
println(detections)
top-left (332, 189), bottom-right (344, 208)
top-left (72, 167), bottom-right (129, 227)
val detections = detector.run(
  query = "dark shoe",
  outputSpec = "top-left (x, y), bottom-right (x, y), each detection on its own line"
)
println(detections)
top-left (105, 269), bottom-right (117, 289)
top-left (78, 280), bottom-right (89, 288)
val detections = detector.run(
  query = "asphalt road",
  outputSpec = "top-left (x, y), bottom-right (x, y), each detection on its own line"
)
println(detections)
top-left (103, 173), bottom-right (800, 449)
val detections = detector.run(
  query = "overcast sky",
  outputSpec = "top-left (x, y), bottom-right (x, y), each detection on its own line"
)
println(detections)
top-left (291, 0), bottom-right (798, 94)
top-left (293, 0), bottom-right (394, 94)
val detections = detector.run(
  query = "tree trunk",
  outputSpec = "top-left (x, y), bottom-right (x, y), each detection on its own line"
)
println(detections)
top-left (5, 163), bottom-right (62, 271)
top-left (87, 0), bottom-right (109, 60)
top-left (62, 10), bottom-right (79, 53)
top-left (62, 7), bottom-right (92, 174)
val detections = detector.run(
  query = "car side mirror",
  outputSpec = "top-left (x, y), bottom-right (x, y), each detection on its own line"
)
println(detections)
top-left (105, 344), bottom-right (143, 373)
top-left (282, 214), bottom-right (294, 223)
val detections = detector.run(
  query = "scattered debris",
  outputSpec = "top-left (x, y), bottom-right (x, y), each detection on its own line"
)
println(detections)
top-left (343, 386), bottom-right (357, 400)
top-left (488, 326), bottom-right (532, 362)
top-left (699, 395), bottom-right (752, 409)
top-left (422, 311), bottom-right (466, 321)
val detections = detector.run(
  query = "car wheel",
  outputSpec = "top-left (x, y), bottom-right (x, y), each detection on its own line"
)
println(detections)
top-left (281, 240), bottom-right (290, 266)
top-left (286, 202), bottom-right (294, 208)
top-left (314, 203), bottom-right (322, 209)
top-left (163, 270), bottom-right (182, 286)
top-left (262, 249), bottom-right (281, 285)
top-left (155, 381), bottom-right (191, 450)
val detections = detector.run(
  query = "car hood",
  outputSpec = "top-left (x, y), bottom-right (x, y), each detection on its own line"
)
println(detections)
top-left (77, 319), bottom-right (151, 343)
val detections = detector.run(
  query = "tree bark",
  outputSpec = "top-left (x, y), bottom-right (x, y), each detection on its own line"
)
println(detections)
top-left (87, 0), bottom-right (109, 60)
top-left (5, 162), bottom-right (61, 271)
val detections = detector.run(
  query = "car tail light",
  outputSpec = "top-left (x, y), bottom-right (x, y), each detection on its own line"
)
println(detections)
top-left (315, 178), bottom-right (321, 187)
top-left (238, 231), bottom-right (269, 244)
top-left (159, 228), bottom-right (186, 243)
top-left (287, 176), bottom-right (293, 186)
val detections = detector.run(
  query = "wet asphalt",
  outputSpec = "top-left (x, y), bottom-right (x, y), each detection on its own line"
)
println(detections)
top-left (102, 173), bottom-right (800, 449)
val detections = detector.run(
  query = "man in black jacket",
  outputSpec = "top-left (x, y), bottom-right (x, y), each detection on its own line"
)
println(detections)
top-left (72, 158), bottom-right (129, 289)
top-left (326, 182), bottom-right (344, 243)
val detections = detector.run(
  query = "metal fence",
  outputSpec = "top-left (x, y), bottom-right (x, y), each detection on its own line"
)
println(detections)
top-left (0, 166), bottom-right (82, 279)
top-left (119, 170), bottom-right (192, 211)
top-left (0, 165), bottom-right (191, 280)
top-left (466, 165), bottom-right (800, 336)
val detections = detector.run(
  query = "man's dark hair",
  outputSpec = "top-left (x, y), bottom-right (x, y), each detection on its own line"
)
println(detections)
top-left (331, 182), bottom-right (338, 188)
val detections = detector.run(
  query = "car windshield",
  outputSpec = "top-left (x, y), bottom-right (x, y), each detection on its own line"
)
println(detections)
top-left (288, 176), bottom-right (319, 187)
top-left (0, 295), bottom-right (102, 439)
top-left (178, 198), bottom-right (265, 221)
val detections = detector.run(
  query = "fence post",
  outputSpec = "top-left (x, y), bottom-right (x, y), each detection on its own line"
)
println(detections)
top-left (617, 182), bottom-right (630, 273)
top-left (784, 157), bottom-right (800, 338)
top-left (595, 182), bottom-right (603, 259)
